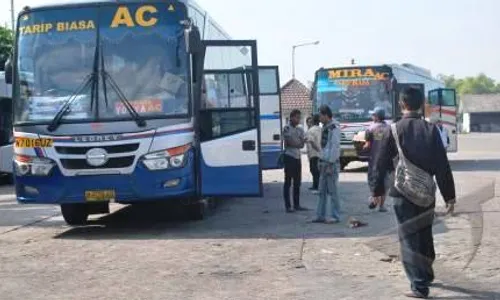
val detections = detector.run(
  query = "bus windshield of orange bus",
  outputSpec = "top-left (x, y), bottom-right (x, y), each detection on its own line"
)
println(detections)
top-left (315, 66), bottom-right (393, 122)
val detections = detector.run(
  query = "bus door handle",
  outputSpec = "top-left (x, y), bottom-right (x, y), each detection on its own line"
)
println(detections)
top-left (242, 140), bottom-right (256, 151)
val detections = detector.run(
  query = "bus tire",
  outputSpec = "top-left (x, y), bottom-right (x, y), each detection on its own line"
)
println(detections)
top-left (61, 204), bottom-right (89, 226)
top-left (6, 174), bottom-right (13, 185)
top-left (0, 174), bottom-right (13, 185)
top-left (187, 201), bottom-right (205, 221)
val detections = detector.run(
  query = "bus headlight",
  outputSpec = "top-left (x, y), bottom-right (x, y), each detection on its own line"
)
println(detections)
top-left (142, 144), bottom-right (190, 171)
top-left (14, 155), bottom-right (55, 176)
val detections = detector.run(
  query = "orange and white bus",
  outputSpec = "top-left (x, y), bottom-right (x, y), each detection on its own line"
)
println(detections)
top-left (311, 63), bottom-right (457, 169)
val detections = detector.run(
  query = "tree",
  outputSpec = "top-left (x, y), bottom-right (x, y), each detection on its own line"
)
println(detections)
top-left (438, 73), bottom-right (500, 95)
top-left (0, 25), bottom-right (13, 71)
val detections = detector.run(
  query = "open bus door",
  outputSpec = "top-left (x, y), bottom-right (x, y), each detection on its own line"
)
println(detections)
top-left (428, 88), bottom-right (458, 152)
top-left (257, 66), bottom-right (283, 170)
top-left (195, 40), bottom-right (262, 197)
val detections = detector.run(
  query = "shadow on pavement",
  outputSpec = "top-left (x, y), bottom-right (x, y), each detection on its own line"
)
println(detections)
top-left (54, 181), bottom-right (451, 241)
top-left (432, 282), bottom-right (500, 300)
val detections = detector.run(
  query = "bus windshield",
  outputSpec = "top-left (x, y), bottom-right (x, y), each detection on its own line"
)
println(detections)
top-left (314, 67), bottom-right (393, 122)
top-left (14, 3), bottom-right (188, 124)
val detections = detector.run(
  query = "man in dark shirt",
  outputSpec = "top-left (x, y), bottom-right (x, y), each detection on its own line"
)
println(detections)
top-left (364, 107), bottom-right (392, 212)
top-left (370, 87), bottom-right (456, 299)
top-left (283, 109), bottom-right (307, 213)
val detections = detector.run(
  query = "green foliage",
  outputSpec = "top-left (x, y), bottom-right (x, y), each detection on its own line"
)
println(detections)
top-left (438, 73), bottom-right (500, 95)
top-left (0, 25), bottom-right (13, 70)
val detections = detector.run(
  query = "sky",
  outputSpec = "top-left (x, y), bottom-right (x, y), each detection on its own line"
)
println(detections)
top-left (2, 0), bottom-right (499, 85)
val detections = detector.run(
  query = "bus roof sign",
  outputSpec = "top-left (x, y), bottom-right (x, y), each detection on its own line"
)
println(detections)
top-left (327, 67), bottom-right (389, 80)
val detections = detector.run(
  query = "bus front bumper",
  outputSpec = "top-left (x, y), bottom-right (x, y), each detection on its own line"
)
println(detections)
top-left (15, 154), bottom-right (196, 205)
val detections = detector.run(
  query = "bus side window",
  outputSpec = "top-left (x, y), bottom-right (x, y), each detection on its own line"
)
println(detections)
top-left (228, 73), bottom-right (247, 108)
top-left (201, 77), bottom-right (209, 108)
top-left (441, 90), bottom-right (456, 106)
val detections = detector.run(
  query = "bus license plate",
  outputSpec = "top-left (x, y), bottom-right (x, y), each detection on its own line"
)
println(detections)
top-left (343, 149), bottom-right (357, 157)
top-left (85, 190), bottom-right (115, 202)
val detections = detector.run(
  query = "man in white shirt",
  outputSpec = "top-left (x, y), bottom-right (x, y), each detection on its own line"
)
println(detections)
top-left (306, 115), bottom-right (322, 193)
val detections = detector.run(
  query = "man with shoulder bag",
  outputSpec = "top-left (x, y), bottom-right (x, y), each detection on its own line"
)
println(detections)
top-left (370, 87), bottom-right (456, 299)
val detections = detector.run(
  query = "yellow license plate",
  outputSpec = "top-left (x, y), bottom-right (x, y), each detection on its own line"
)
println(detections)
top-left (343, 149), bottom-right (357, 157)
top-left (15, 137), bottom-right (53, 148)
top-left (85, 190), bottom-right (115, 202)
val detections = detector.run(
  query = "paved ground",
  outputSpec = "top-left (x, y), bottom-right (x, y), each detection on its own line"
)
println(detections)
top-left (0, 133), bottom-right (499, 299)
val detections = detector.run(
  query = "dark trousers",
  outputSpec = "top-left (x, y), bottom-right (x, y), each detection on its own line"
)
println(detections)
top-left (393, 197), bottom-right (436, 297)
top-left (283, 155), bottom-right (301, 209)
top-left (309, 157), bottom-right (320, 190)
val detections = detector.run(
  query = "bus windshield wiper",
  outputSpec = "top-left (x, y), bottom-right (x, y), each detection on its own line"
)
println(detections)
top-left (47, 32), bottom-right (101, 132)
top-left (47, 72), bottom-right (96, 132)
top-left (100, 46), bottom-right (146, 128)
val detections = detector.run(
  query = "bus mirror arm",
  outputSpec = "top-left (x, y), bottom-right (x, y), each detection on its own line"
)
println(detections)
top-left (4, 58), bottom-right (12, 85)
top-left (184, 26), bottom-right (202, 55)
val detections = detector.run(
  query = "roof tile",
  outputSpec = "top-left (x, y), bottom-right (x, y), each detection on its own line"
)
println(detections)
top-left (280, 79), bottom-right (312, 113)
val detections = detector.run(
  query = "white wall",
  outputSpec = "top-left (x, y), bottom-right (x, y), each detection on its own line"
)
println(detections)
top-left (462, 113), bottom-right (470, 133)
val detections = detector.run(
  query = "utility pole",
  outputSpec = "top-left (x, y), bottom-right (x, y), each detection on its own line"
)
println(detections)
top-left (10, 0), bottom-right (15, 31)
top-left (291, 41), bottom-right (320, 79)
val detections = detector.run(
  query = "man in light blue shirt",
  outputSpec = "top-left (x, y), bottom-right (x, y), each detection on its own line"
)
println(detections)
top-left (312, 105), bottom-right (342, 223)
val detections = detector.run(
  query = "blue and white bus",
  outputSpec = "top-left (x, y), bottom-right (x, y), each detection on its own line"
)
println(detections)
top-left (4, 0), bottom-right (283, 225)
top-left (0, 71), bottom-right (13, 183)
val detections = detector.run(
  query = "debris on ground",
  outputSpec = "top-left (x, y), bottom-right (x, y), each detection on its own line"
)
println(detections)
top-left (348, 217), bottom-right (368, 228)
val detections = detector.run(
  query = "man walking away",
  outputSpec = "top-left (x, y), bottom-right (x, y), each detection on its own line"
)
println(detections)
top-left (436, 118), bottom-right (450, 149)
top-left (371, 87), bottom-right (456, 299)
top-left (306, 115), bottom-right (322, 194)
top-left (312, 105), bottom-right (341, 224)
top-left (283, 109), bottom-right (308, 213)
top-left (364, 107), bottom-right (392, 212)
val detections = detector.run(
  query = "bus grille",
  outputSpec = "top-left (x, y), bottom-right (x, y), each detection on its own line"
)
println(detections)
top-left (55, 143), bottom-right (139, 155)
top-left (60, 156), bottom-right (135, 170)
top-left (341, 132), bottom-right (353, 145)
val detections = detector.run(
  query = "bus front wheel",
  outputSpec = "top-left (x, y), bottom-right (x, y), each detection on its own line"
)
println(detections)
top-left (61, 204), bottom-right (89, 226)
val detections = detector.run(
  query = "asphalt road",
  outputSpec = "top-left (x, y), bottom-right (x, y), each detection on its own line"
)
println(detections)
top-left (0, 133), bottom-right (499, 299)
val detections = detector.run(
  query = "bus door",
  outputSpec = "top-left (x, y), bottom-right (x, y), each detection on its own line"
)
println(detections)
top-left (428, 89), bottom-right (458, 152)
top-left (196, 40), bottom-right (262, 197)
top-left (256, 66), bottom-right (283, 170)
top-left (393, 83), bottom-right (425, 120)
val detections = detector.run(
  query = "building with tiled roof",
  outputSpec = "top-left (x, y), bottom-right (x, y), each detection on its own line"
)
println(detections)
top-left (280, 78), bottom-right (312, 127)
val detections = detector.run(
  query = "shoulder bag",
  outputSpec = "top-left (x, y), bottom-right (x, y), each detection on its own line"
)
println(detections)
top-left (391, 123), bottom-right (436, 207)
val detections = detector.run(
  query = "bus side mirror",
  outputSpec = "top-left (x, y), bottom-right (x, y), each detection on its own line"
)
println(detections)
top-left (184, 25), bottom-right (202, 55)
top-left (4, 58), bottom-right (12, 84)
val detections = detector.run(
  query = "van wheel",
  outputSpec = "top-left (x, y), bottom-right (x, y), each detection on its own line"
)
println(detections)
top-left (61, 204), bottom-right (89, 226)
top-left (186, 201), bottom-right (205, 221)
top-left (340, 159), bottom-right (349, 171)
